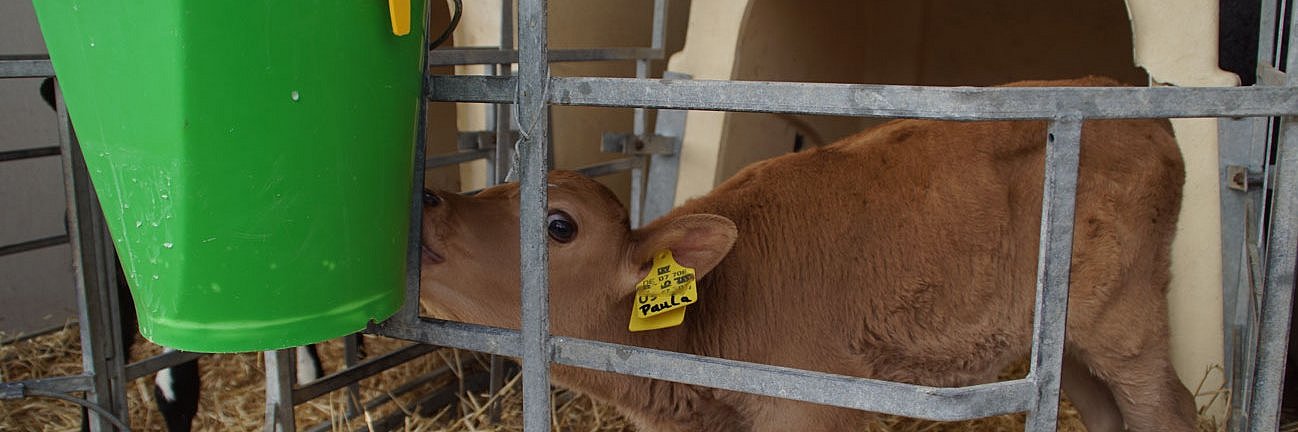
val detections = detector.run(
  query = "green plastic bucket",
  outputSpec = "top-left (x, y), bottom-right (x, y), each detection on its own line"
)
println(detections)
top-left (32, 1), bottom-right (426, 352)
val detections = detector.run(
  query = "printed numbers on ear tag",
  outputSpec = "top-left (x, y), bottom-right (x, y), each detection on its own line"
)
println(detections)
top-left (628, 250), bottom-right (697, 332)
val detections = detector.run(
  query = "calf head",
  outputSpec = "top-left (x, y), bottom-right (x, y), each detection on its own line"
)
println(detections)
top-left (419, 170), bottom-right (737, 337)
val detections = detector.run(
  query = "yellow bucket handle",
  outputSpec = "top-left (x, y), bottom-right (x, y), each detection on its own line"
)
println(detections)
top-left (388, 0), bottom-right (410, 36)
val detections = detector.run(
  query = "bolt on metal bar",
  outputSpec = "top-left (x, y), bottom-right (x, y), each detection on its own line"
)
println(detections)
top-left (1023, 118), bottom-right (1083, 430)
top-left (428, 75), bottom-right (1298, 120)
top-left (428, 47), bottom-right (662, 66)
top-left (0, 55), bottom-right (54, 78)
top-left (517, 0), bottom-right (553, 429)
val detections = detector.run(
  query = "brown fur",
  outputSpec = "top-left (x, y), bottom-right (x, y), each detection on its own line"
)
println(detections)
top-left (419, 77), bottom-right (1197, 431)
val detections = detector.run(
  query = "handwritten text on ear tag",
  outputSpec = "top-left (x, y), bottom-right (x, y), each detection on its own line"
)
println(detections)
top-left (629, 250), bottom-right (697, 332)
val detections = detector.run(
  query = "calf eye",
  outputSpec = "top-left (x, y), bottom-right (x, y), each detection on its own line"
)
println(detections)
top-left (547, 210), bottom-right (578, 243)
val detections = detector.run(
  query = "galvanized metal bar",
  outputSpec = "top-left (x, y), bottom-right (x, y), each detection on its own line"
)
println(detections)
top-left (428, 47), bottom-right (662, 66)
top-left (1229, 3), bottom-right (1284, 429)
top-left (291, 343), bottom-right (438, 404)
top-left (426, 148), bottom-right (493, 168)
top-left (492, 0), bottom-right (516, 185)
top-left (0, 375), bottom-right (94, 395)
top-left (1246, 113), bottom-right (1298, 431)
top-left (1244, 6), bottom-right (1298, 429)
top-left (124, 350), bottom-right (203, 381)
top-left (428, 75), bottom-right (1298, 119)
top-left (517, 0), bottom-right (552, 429)
top-left (487, 1), bottom-right (516, 421)
top-left (263, 349), bottom-right (296, 432)
top-left (641, 82), bottom-right (688, 223)
top-left (342, 334), bottom-right (362, 416)
top-left (549, 336), bottom-right (1033, 421)
top-left (1023, 118), bottom-right (1083, 431)
top-left (1220, 116), bottom-right (1270, 430)
top-left (393, 16), bottom-right (435, 326)
top-left (376, 316), bottom-right (1045, 422)
top-left (0, 234), bottom-right (70, 257)
top-left (0, 146), bottom-right (60, 162)
top-left (573, 157), bottom-right (638, 178)
top-left (301, 360), bottom-right (468, 432)
top-left (56, 84), bottom-right (124, 432)
top-left (0, 55), bottom-right (54, 78)
top-left (371, 319), bottom-right (522, 360)
top-left (626, 0), bottom-right (666, 229)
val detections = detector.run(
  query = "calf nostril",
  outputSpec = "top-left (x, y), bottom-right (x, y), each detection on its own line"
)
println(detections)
top-left (423, 189), bottom-right (441, 207)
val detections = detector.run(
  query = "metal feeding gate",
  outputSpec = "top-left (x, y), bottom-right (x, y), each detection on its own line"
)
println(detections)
top-left (369, 1), bottom-right (1298, 432)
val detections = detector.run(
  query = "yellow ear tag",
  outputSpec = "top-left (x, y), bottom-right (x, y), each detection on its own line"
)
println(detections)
top-left (388, 0), bottom-right (411, 36)
top-left (628, 250), bottom-right (698, 332)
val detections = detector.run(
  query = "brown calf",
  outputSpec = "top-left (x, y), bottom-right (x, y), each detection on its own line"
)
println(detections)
top-left (419, 77), bottom-right (1197, 431)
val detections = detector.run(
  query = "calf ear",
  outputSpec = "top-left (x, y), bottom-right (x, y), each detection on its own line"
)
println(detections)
top-left (632, 214), bottom-right (737, 277)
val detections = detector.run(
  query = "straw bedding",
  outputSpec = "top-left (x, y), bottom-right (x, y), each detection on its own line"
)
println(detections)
top-left (0, 324), bottom-right (1237, 431)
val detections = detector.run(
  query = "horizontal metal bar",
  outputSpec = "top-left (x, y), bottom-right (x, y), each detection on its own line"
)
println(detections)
top-left (427, 75), bottom-right (1298, 119)
top-left (0, 146), bottom-right (60, 162)
top-left (0, 234), bottom-right (70, 257)
top-left (302, 357), bottom-right (476, 432)
top-left (428, 47), bottom-right (662, 66)
top-left (426, 148), bottom-right (493, 168)
top-left (573, 157), bottom-right (637, 178)
top-left (368, 318), bottom-right (521, 358)
top-left (369, 316), bottom-right (1034, 422)
top-left (550, 336), bottom-right (1035, 422)
top-left (124, 350), bottom-right (203, 381)
top-left (292, 342), bottom-right (438, 404)
top-left (0, 55), bottom-right (54, 78)
top-left (0, 375), bottom-right (93, 397)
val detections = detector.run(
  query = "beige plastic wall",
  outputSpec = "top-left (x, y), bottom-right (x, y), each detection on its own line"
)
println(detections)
top-left (439, 0), bottom-right (691, 203)
top-left (668, 0), bottom-right (1236, 420)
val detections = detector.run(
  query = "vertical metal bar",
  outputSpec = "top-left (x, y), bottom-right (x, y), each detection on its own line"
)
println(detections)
top-left (628, 0), bottom-right (667, 228)
top-left (1229, 4), bottom-right (1283, 430)
top-left (1246, 6), bottom-right (1298, 430)
top-left (494, 0), bottom-right (516, 184)
top-left (641, 103), bottom-right (687, 223)
top-left (264, 349), bottom-right (296, 432)
top-left (343, 335), bottom-right (362, 415)
top-left (488, 0), bottom-right (516, 422)
top-left (1023, 117), bottom-right (1083, 431)
top-left (1248, 114), bottom-right (1298, 431)
top-left (56, 83), bottom-right (124, 432)
top-left (518, 0), bottom-right (552, 430)
top-left (394, 4), bottom-right (434, 326)
top-left (99, 229), bottom-right (130, 429)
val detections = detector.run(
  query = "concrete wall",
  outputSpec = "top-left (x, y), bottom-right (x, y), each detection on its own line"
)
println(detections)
top-left (0, 2), bottom-right (78, 338)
